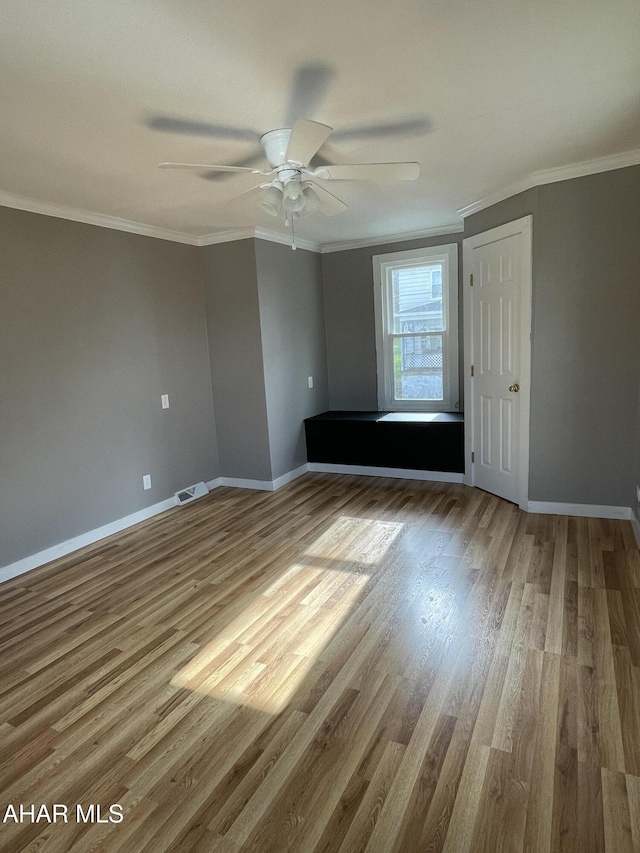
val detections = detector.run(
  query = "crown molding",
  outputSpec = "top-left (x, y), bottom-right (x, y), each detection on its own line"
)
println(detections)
top-left (196, 226), bottom-right (321, 252)
top-left (5, 145), bottom-right (640, 250)
top-left (457, 148), bottom-right (640, 218)
top-left (456, 178), bottom-right (534, 220)
top-left (0, 190), bottom-right (462, 253)
top-left (321, 223), bottom-right (465, 254)
top-left (532, 148), bottom-right (640, 186)
top-left (0, 193), bottom-right (324, 252)
top-left (196, 227), bottom-right (256, 246)
top-left (0, 190), bottom-right (200, 245)
top-left (254, 226), bottom-right (322, 253)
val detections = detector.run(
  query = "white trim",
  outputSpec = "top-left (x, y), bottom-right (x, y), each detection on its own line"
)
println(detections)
top-left (197, 227), bottom-right (321, 253)
top-left (531, 149), bottom-right (640, 186)
top-left (463, 216), bottom-right (533, 509)
top-left (207, 476), bottom-right (273, 491)
top-left (308, 463), bottom-right (464, 483)
top-left (206, 463), bottom-right (309, 493)
top-left (0, 192), bottom-right (327, 252)
top-left (457, 148), bottom-right (640, 218)
top-left (372, 243), bottom-right (459, 412)
top-left (0, 496), bottom-right (176, 585)
top-left (457, 179), bottom-right (535, 220)
top-left (196, 228), bottom-right (255, 246)
top-left (525, 501), bottom-right (632, 520)
top-left (321, 223), bottom-right (464, 254)
top-left (630, 511), bottom-right (640, 547)
top-left (0, 190), bottom-right (200, 245)
top-left (1, 465), bottom-right (311, 585)
top-left (272, 464), bottom-right (310, 489)
top-left (0, 193), bottom-right (323, 251)
top-left (253, 228), bottom-right (321, 253)
top-left (3, 147), bottom-right (638, 250)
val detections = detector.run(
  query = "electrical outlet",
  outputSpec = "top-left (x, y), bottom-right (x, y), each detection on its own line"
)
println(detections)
top-left (161, 394), bottom-right (169, 409)
top-left (143, 474), bottom-right (152, 490)
top-left (308, 376), bottom-right (314, 388)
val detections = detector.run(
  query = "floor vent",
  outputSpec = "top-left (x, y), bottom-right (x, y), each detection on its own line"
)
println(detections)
top-left (175, 481), bottom-right (209, 506)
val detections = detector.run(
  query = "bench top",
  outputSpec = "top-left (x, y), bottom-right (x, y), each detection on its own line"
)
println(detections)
top-left (305, 410), bottom-right (463, 424)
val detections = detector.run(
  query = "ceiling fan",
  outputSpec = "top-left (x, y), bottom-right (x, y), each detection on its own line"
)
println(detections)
top-left (159, 118), bottom-right (420, 245)
top-left (148, 62), bottom-right (430, 175)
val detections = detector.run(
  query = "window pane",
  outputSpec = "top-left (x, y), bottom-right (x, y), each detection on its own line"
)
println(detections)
top-left (393, 335), bottom-right (443, 401)
top-left (391, 265), bottom-right (444, 334)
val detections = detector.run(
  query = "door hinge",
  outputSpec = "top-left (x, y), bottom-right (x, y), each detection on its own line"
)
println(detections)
top-left (471, 451), bottom-right (475, 463)
top-left (470, 365), bottom-right (474, 377)
top-left (470, 274), bottom-right (474, 286)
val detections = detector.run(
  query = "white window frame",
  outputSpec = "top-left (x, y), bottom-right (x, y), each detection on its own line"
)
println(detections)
top-left (373, 243), bottom-right (459, 412)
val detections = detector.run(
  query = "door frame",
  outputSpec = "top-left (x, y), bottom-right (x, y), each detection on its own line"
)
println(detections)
top-left (462, 216), bottom-right (533, 509)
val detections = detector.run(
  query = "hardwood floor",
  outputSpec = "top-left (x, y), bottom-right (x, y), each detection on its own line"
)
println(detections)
top-left (1, 473), bottom-right (639, 852)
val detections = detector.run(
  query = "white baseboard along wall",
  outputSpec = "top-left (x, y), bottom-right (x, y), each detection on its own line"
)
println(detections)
top-left (1, 465), bottom-right (637, 584)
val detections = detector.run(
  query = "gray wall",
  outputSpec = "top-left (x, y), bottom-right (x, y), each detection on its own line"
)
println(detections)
top-left (4, 164), bottom-right (639, 570)
top-left (200, 240), bottom-right (272, 481)
top-left (0, 207), bottom-right (218, 567)
top-left (464, 169), bottom-right (640, 506)
top-left (321, 234), bottom-right (464, 410)
top-left (635, 383), bottom-right (640, 526)
top-left (255, 240), bottom-right (329, 480)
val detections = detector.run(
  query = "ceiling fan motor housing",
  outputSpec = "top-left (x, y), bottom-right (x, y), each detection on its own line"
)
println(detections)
top-left (260, 128), bottom-right (295, 168)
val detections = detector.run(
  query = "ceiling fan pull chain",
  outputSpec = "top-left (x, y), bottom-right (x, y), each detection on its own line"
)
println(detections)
top-left (291, 216), bottom-right (297, 251)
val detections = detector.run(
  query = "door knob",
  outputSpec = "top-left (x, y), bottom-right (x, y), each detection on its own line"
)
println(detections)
top-left (508, 383), bottom-right (520, 393)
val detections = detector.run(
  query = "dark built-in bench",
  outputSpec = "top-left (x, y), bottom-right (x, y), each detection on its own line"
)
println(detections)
top-left (304, 411), bottom-right (464, 474)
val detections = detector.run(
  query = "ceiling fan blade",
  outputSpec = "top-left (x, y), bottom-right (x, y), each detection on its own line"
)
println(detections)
top-left (224, 184), bottom-right (268, 203)
top-left (313, 162), bottom-right (420, 181)
top-left (159, 162), bottom-right (271, 175)
top-left (309, 153), bottom-right (333, 167)
top-left (200, 150), bottom-right (266, 181)
top-left (147, 115), bottom-right (259, 142)
top-left (285, 119), bottom-right (333, 166)
top-left (307, 181), bottom-right (348, 216)
top-left (332, 118), bottom-right (432, 141)
top-left (284, 63), bottom-right (335, 125)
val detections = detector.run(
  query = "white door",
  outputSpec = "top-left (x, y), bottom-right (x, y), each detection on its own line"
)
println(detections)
top-left (463, 217), bottom-right (532, 506)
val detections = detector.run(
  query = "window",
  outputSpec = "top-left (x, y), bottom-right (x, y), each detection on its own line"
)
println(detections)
top-left (373, 244), bottom-right (459, 411)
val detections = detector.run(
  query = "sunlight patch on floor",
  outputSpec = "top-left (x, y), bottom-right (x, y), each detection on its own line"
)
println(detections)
top-left (171, 566), bottom-right (370, 713)
top-left (171, 516), bottom-right (404, 714)
top-left (301, 516), bottom-right (404, 565)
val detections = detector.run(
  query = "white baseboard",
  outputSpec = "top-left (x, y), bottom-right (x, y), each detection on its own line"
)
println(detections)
top-left (1, 465), bottom-right (312, 586)
top-left (307, 462), bottom-right (464, 483)
top-left (0, 496), bottom-right (176, 585)
top-left (525, 501), bottom-right (632, 520)
top-left (206, 464), bottom-right (309, 493)
top-left (4, 467), bottom-right (635, 588)
top-left (272, 465), bottom-right (309, 490)
top-left (207, 476), bottom-right (273, 491)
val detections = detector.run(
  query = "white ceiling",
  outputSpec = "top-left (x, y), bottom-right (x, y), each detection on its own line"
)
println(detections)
top-left (1, 0), bottom-right (639, 247)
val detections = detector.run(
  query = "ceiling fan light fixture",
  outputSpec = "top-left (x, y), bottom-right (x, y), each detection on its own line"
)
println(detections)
top-left (298, 184), bottom-right (319, 217)
top-left (282, 180), bottom-right (306, 213)
top-left (260, 185), bottom-right (283, 217)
